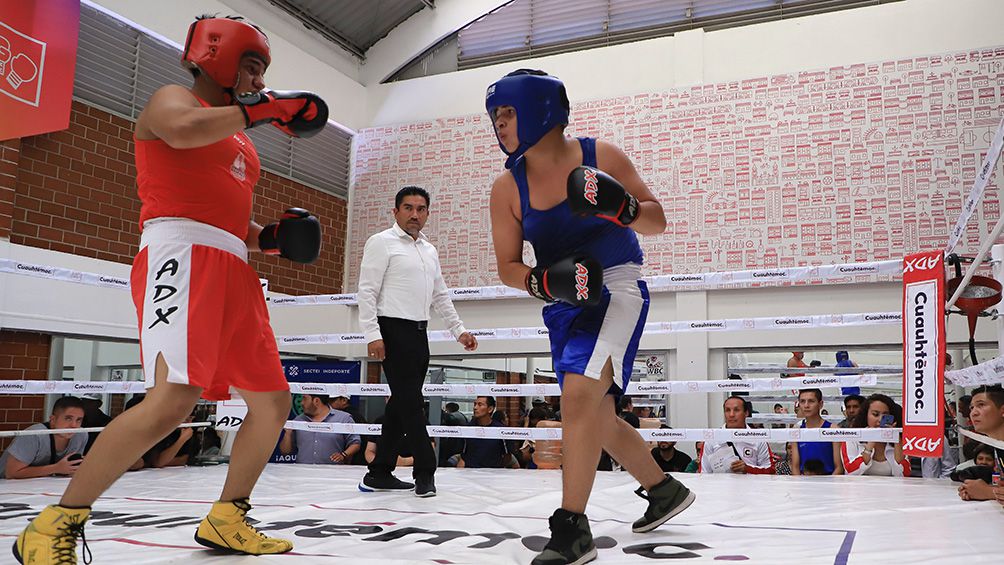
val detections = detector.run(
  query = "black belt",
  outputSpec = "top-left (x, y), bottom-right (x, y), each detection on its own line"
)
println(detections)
top-left (379, 317), bottom-right (428, 330)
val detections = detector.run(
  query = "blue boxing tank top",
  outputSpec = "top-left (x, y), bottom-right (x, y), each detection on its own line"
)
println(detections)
top-left (513, 137), bottom-right (644, 269)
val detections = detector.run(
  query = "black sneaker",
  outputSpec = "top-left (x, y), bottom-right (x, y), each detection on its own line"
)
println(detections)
top-left (358, 472), bottom-right (415, 492)
top-left (415, 474), bottom-right (436, 498)
top-left (631, 474), bottom-right (696, 533)
top-left (530, 509), bottom-right (597, 565)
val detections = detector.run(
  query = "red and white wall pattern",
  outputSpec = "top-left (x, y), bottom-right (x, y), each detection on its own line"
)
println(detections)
top-left (350, 46), bottom-right (1004, 289)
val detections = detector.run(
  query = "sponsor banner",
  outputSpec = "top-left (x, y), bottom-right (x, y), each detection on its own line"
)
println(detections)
top-left (0, 421), bottom-right (209, 438)
top-left (946, 354), bottom-right (1004, 386)
top-left (0, 380), bottom-right (147, 394)
top-left (647, 260), bottom-right (900, 290)
top-left (747, 414), bottom-right (844, 424)
top-left (0, 0), bottom-right (79, 141)
top-left (945, 115), bottom-right (1004, 254)
top-left (0, 258), bottom-right (130, 289)
top-left (250, 420), bottom-right (903, 442)
top-left (901, 251), bottom-right (946, 457)
top-left (274, 312), bottom-right (901, 346)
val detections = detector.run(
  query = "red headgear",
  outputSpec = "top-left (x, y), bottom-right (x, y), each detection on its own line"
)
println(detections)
top-left (181, 17), bottom-right (270, 90)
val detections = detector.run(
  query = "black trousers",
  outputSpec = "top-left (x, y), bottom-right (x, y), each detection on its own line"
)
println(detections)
top-left (369, 316), bottom-right (436, 477)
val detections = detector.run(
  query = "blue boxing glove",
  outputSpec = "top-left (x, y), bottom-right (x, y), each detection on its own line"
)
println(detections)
top-left (259, 208), bottom-right (322, 264)
top-left (566, 166), bottom-right (639, 227)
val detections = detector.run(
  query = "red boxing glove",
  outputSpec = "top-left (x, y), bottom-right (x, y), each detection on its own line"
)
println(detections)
top-left (236, 90), bottom-right (328, 138)
top-left (259, 208), bottom-right (322, 264)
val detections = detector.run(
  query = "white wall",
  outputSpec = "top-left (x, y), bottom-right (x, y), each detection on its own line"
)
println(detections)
top-left (365, 0), bottom-right (1004, 126)
top-left (85, 0), bottom-right (369, 130)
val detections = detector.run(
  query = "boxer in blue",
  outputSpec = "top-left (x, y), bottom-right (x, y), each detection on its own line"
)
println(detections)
top-left (486, 69), bottom-right (695, 565)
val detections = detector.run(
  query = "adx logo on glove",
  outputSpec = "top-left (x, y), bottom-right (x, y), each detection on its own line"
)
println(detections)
top-left (574, 263), bottom-right (591, 301)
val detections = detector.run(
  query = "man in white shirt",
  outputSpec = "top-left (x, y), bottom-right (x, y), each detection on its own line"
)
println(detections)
top-left (357, 186), bottom-right (478, 498)
top-left (700, 396), bottom-right (775, 475)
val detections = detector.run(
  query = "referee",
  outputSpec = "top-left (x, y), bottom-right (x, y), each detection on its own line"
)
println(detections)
top-left (357, 186), bottom-right (478, 497)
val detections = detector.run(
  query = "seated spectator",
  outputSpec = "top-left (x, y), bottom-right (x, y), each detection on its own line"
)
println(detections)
top-left (802, 459), bottom-right (827, 475)
top-left (650, 425), bottom-right (692, 473)
top-left (840, 394), bottom-right (909, 477)
top-left (444, 402), bottom-right (469, 425)
top-left (684, 442), bottom-right (702, 473)
top-left (792, 389), bottom-right (843, 476)
top-left (517, 407), bottom-right (551, 469)
top-left (838, 394), bottom-right (865, 428)
top-left (0, 396), bottom-right (86, 479)
top-left (774, 442), bottom-right (793, 475)
top-left (279, 393), bottom-right (360, 465)
top-left (634, 406), bottom-right (652, 419)
top-left (78, 394), bottom-right (111, 454)
top-left (614, 397), bottom-right (638, 429)
top-left (958, 385), bottom-right (1004, 502)
top-left (329, 395), bottom-right (365, 424)
top-left (773, 403), bottom-right (786, 414)
top-left (533, 419), bottom-right (563, 470)
top-left (143, 413), bottom-right (199, 469)
top-left (455, 396), bottom-right (518, 469)
top-left (700, 396), bottom-right (775, 474)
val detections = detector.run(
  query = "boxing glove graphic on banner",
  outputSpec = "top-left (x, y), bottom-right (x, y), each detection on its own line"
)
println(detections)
top-left (0, 24), bottom-right (44, 106)
top-left (0, 0), bottom-right (79, 141)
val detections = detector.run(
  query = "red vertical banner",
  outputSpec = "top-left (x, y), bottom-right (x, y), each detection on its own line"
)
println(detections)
top-left (0, 0), bottom-right (80, 141)
top-left (901, 251), bottom-right (946, 457)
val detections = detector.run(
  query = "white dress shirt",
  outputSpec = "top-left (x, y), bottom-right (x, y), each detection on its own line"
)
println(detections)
top-left (357, 222), bottom-right (467, 343)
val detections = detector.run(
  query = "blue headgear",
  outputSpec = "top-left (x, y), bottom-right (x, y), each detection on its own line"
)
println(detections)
top-left (836, 351), bottom-right (849, 362)
top-left (486, 71), bottom-right (569, 169)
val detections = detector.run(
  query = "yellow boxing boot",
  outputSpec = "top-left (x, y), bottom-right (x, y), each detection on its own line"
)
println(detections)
top-left (13, 505), bottom-right (91, 565)
top-left (194, 498), bottom-right (293, 555)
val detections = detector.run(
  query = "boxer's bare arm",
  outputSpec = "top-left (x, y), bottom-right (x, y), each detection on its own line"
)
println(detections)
top-left (594, 140), bottom-right (666, 235)
top-left (135, 85), bottom-right (246, 149)
top-left (490, 173), bottom-right (531, 290)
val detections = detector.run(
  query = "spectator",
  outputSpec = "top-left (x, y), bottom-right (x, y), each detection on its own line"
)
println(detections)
top-left (699, 396), bottom-right (774, 474)
top-left (773, 403), bottom-right (786, 414)
top-left (329, 395), bottom-right (365, 424)
top-left (279, 394), bottom-right (360, 465)
top-left (958, 385), bottom-right (1004, 503)
top-left (651, 425), bottom-right (692, 473)
top-left (792, 389), bottom-right (843, 476)
top-left (143, 411), bottom-right (199, 469)
top-left (0, 396), bottom-right (86, 479)
top-left (517, 407), bottom-right (553, 469)
top-left (840, 394), bottom-right (909, 476)
top-left (802, 459), bottom-right (827, 475)
top-left (834, 351), bottom-right (861, 395)
top-left (455, 396), bottom-right (517, 469)
top-left (443, 402), bottom-right (468, 426)
top-left (78, 394), bottom-right (111, 455)
top-left (774, 442), bottom-right (793, 475)
top-left (974, 444), bottom-right (998, 469)
top-left (838, 394), bottom-right (865, 428)
top-left (784, 352), bottom-right (807, 377)
top-left (633, 406), bottom-right (652, 420)
top-left (684, 442), bottom-right (702, 473)
top-left (618, 396), bottom-right (640, 428)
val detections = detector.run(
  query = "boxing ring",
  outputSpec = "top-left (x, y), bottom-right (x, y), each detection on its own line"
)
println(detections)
top-left (1, 465), bottom-right (1001, 564)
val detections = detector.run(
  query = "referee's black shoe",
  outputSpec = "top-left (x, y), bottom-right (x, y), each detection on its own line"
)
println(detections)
top-left (358, 472), bottom-right (414, 492)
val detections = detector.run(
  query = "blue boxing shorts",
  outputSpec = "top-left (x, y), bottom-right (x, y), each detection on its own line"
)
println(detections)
top-left (542, 263), bottom-right (649, 393)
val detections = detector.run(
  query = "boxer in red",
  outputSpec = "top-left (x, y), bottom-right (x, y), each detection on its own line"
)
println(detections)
top-left (15, 16), bottom-right (326, 564)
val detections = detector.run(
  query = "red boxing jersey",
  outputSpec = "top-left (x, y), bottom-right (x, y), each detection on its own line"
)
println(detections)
top-left (135, 98), bottom-right (259, 240)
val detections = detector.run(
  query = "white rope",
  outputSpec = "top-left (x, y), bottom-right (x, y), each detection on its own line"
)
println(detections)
top-left (729, 365), bottom-right (902, 374)
top-left (945, 354), bottom-right (1004, 386)
top-left (0, 421), bottom-right (212, 438)
top-left (271, 419), bottom-right (899, 442)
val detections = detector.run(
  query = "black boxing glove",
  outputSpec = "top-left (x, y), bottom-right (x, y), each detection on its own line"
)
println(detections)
top-left (567, 166), bottom-right (639, 227)
top-left (236, 90), bottom-right (329, 138)
top-left (259, 208), bottom-right (321, 264)
top-left (525, 255), bottom-right (603, 307)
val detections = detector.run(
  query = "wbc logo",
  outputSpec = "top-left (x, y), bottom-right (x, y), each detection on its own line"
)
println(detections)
top-left (574, 263), bottom-right (590, 301)
top-left (582, 168), bottom-right (599, 206)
